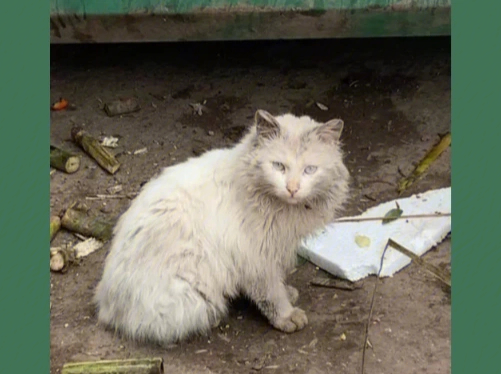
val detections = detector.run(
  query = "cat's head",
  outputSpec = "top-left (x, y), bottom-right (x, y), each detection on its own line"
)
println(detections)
top-left (246, 110), bottom-right (349, 205)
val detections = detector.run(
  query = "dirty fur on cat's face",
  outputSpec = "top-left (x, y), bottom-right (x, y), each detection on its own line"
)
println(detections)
top-left (244, 110), bottom-right (346, 205)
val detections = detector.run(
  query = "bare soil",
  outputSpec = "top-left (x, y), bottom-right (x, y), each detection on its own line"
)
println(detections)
top-left (50, 37), bottom-right (451, 374)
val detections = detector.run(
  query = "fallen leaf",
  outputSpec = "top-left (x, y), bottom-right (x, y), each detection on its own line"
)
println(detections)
top-left (339, 333), bottom-right (347, 341)
top-left (355, 235), bottom-right (371, 248)
top-left (51, 98), bottom-right (68, 111)
top-left (382, 203), bottom-right (403, 224)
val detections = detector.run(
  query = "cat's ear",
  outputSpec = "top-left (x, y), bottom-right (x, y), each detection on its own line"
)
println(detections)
top-left (315, 119), bottom-right (344, 143)
top-left (255, 110), bottom-right (281, 139)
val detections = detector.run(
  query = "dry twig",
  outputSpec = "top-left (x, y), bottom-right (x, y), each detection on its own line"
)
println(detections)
top-left (361, 240), bottom-right (390, 374)
top-left (336, 212), bottom-right (450, 224)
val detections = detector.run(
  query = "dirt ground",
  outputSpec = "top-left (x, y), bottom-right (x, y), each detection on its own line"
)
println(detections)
top-left (50, 37), bottom-right (451, 374)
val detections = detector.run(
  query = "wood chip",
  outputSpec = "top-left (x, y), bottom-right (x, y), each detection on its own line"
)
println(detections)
top-left (316, 102), bottom-right (329, 111)
top-left (74, 238), bottom-right (104, 258)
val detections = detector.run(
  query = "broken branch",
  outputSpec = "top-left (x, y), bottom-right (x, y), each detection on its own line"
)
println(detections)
top-left (50, 145), bottom-right (81, 174)
top-left (397, 132), bottom-right (451, 194)
top-left (61, 357), bottom-right (164, 374)
top-left (71, 126), bottom-right (120, 174)
top-left (60, 203), bottom-right (115, 242)
top-left (388, 238), bottom-right (451, 288)
top-left (50, 216), bottom-right (61, 242)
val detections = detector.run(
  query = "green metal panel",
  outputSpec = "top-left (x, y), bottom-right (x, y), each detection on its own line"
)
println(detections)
top-left (50, 0), bottom-right (450, 43)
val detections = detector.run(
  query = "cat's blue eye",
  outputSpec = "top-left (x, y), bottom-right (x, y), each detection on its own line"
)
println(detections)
top-left (304, 165), bottom-right (317, 175)
top-left (272, 162), bottom-right (286, 172)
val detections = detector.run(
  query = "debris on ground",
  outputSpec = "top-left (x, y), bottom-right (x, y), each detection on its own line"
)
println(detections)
top-left (100, 136), bottom-right (120, 148)
top-left (299, 187), bottom-right (451, 282)
top-left (50, 216), bottom-right (61, 242)
top-left (192, 139), bottom-right (210, 156)
top-left (85, 193), bottom-right (136, 200)
top-left (133, 147), bottom-right (148, 155)
top-left (190, 101), bottom-right (206, 116)
top-left (310, 277), bottom-right (362, 291)
top-left (397, 132), bottom-right (451, 194)
top-left (51, 98), bottom-right (69, 111)
top-left (50, 145), bottom-right (81, 174)
top-left (104, 97), bottom-right (141, 117)
top-left (71, 126), bottom-right (121, 174)
top-left (61, 357), bottom-right (164, 374)
top-left (60, 202), bottom-right (115, 242)
top-left (50, 238), bottom-right (104, 273)
top-left (316, 102), bottom-right (329, 111)
top-left (107, 184), bottom-right (123, 194)
top-left (387, 238), bottom-right (451, 287)
top-left (73, 237), bottom-right (104, 258)
top-left (50, 245), bottom-right (76, 273)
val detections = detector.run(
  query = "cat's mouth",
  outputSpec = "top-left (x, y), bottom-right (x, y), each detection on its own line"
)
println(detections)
top-left (285, 196), bottom-right (300, 205)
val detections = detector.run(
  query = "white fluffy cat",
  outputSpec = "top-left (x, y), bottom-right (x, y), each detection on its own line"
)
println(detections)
top-left (94, 110), bottom-right (350, 345)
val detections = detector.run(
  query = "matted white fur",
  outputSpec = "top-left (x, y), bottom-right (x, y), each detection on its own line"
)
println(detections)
top-left (94, 110), bottom-right (350, 345)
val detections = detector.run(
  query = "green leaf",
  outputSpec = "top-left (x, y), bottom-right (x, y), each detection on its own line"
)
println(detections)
top-left (382, 202), bottom-right (403, 224)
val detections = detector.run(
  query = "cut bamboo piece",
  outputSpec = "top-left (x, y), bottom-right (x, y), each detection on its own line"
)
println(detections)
top-left (397, 132), bottom-right (451, 194)
top-left (50, 246), bottom-right (75, 273)
top-left (60, 203), bottom-right (115, 242)
top-left (50, 145), bottom-right (81, 174)
top-left (50, 216), bottom-right (61, 242)
top-left (61, 358), bottom-right (164, 374)
top-left (71, 126), bottom-right (121, 174)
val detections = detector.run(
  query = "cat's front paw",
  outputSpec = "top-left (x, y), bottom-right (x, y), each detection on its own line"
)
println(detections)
top-left (272, 307), bottom-right (308, 333)
top-left (286, 285), bottom-right (299, 305)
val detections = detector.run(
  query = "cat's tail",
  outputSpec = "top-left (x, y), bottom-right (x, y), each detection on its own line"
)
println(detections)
top-left (94, 275), bottom-right (225, 345)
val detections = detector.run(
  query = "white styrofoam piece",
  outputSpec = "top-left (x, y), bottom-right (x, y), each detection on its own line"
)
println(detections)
top-left (299, 187), bottom-right (451, 282)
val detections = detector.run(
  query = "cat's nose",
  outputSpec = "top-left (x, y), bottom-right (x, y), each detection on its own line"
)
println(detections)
top-left (287, 185), bottom-right (299, 197)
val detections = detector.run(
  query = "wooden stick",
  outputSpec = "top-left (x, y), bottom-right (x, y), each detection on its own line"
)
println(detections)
top-left (335, 212), bottom-right (451, 224)
top-left (361, 240), bottom-right (391, 374)
top-left (50, 145), bottom-right (81, 174)
top-left (62, 357), bottom-right (164, 374)
top-left (71, 126), bottom-right (121, 174)
top-left (60, 203), bottom-right (115, 242)
top-left (50, 216), bottom-right (61, 242)
top-left (388, 238), bottom-right (451, 288)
